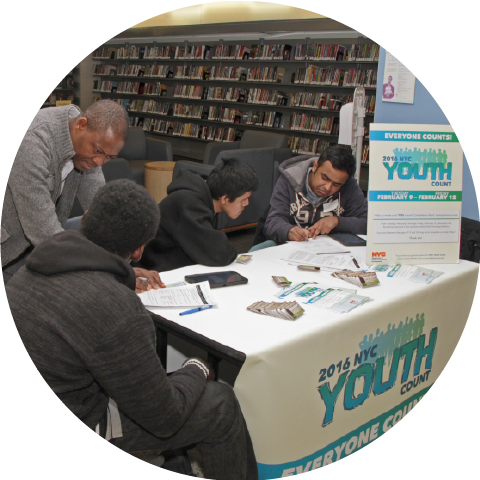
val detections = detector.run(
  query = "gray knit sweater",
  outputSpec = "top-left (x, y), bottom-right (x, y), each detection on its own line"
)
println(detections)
top-left (7, 230), bottom-right (208, 434)
top-left (1, 105), bottom-right (105, 267)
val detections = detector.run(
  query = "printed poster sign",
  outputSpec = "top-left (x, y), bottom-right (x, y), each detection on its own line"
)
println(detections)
top-left (382, 52), bottom-right (416, 104)
top-left (367, 124), bottom-right (463, 265)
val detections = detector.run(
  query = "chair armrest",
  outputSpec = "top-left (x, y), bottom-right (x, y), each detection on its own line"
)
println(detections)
top-left (215, 147), bottom-right (275, 166)
top-left (273, 148), bottom-right (293, 185)
top-left (102, 158), bottom-right (135, 182)
top-left (146, 136), bottom-right (173, 162)
top-left (172, 161), bottom-right (215, 182)
top-left (203, 141), bottom-right (239, 165)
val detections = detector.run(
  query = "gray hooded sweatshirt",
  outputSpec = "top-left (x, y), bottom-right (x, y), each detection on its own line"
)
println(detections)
top-left (264, 155), bottom-right (368, 244)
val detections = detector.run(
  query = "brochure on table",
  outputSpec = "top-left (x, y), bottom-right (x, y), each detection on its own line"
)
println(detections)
top-left (367, 124), bottom-right (463, 265)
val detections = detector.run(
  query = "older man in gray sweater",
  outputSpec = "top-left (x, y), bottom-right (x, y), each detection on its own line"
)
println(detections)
top-left (1, 100), bottom-right (128, 283)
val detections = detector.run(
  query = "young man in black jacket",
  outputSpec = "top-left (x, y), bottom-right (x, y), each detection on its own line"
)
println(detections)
top-left (138, 158), bottom-right (259, 272)
top-left (7, 180), bottom-right (258, 480)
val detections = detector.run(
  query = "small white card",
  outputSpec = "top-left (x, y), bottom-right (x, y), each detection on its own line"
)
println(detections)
top-left (323, 199), bottom-right (339, 213)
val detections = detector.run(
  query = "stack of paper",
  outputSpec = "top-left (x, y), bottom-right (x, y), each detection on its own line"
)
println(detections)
top-left (164, 281), bottom-right (187, 288)
top-left (303, 288), bottom-right (373, 313)
top-left (275, 282), bottom-right (372, 314)
top-left (331, 270), bottom-right (380, 288)
top-left (138, 281), bottom-right (217, 307)
top-left (295, 236), bottom-right (351, 254)
top-left (366, 264), bottom-right (444, 284)
top-left (282, 251), bottom-right (365, 271)
top-left (247, 301), bottom-right (305, 320)
top-left (388, 265), bottom-right (443, 284)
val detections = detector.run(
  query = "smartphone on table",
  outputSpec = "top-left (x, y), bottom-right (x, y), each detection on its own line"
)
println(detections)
top-left (184, 271), bottom-right (248, 288)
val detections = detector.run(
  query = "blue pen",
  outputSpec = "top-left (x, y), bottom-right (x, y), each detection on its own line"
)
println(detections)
top-left (180, 305), bottom-right (213, 316)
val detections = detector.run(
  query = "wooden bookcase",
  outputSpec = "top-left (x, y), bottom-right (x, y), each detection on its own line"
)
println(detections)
top-left (92, 38), bottom-right (378, 168)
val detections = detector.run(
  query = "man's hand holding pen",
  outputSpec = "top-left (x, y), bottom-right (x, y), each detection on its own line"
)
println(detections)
top-left (288, 225), bottom-right (311, 242)
top-left (133, 268), bottom-right (166, 294)
top-left (288, 215), bottom-right (339, 242)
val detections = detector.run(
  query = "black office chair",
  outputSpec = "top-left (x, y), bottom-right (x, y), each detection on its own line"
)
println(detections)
top-left (118, 126), bottom-right (173, 185)
top-left (202, 130), bottom-right (289, 165)
top-left (171, 160), bottom-right (215, 182)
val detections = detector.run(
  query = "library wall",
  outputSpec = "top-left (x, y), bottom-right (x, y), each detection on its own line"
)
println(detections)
top-left (374, 47), bottom-right (478, 221)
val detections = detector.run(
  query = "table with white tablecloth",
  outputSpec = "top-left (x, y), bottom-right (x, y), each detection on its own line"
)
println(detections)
top-left (146, 239), bottom-right (478, 479)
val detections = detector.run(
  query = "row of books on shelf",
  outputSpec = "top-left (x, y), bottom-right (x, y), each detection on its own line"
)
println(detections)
top-left (92, 42), bottom-right (379, 62)
top-left (96, 83), bottom-right (375, 115)
top-left (289, 114), bottom-right (339, 135)
top-left (94, 64), bottom-right (286, 83)
top-left (292, 65), bottom-right (377, 87)
top-left (172, 85), bottom-right (375, 113)
top-left (288, 137), bottom-right (333, 155)
top-left (290, 91), bottom-right (375, 113)
top-left (127, 99), bottom-right (284, 128)
top-left (93, 62), bottom-right (376, 88)
top-left (125, 111), bottom-right (370, 158)
top-left (119, 110), bottom-right (371, 162)
top-left (287, 137), bottom-right (369, 160)
top-left (109, 97), bottom-right (343, 134)
top-left (93, 67), bottom-right (377, 93)
top-left (171, 84), bottom-right (343, 111)
top-left (135, 117), bottom-right (243, 142)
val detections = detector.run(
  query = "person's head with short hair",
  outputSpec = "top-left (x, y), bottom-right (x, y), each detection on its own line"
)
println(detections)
top-left (69, 100), bottom-right (129, 172)
top-left (207, 158), bottom-right (259, 219)
top-left (308, 145), bottom-right (356, 198)
top-left (81, 179), bottom-right (159, 261)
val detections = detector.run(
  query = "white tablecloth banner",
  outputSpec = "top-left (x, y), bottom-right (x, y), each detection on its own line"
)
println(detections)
top-left (149, 242), bottom-right (478, 479)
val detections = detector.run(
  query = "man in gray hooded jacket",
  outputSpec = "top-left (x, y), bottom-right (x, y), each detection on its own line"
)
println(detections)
top-left (264, 145), bottom-right (367, 244)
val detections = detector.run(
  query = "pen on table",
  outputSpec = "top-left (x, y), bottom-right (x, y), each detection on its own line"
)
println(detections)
top-left (180, 305), bottom-right (213, 316)
top-left (352, 258), bottom-right (360, 268)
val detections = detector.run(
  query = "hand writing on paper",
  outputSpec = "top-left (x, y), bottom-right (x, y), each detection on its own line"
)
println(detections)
top-left (288, 226), bottom-right (311, 242)
top-left (133, 267), bottom-right (166, 294)
top-left (307, 216), bottom-right (339, 239)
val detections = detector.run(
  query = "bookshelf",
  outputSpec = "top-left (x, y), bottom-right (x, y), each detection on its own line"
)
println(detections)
top-left (91, 39), bottom-right (378, 165)
top-left (43, 69), bottom-right (79, 108)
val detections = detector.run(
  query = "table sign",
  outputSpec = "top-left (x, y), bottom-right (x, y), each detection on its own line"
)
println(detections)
top-left (367, 124), bottom-right (463, 265)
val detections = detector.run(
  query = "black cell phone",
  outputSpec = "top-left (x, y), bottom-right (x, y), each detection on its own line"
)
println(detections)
top-left (184, 271), bottom-right (248, 289)
top-left (328, 233), bottom-right (367, 247)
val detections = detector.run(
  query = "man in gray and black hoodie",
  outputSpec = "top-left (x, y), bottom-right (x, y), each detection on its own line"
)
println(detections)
top-left (7, 180), bottom-right (257, 480)
top-left (264, 145), bottom-right (367, 244)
